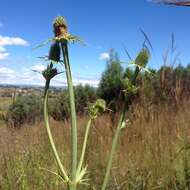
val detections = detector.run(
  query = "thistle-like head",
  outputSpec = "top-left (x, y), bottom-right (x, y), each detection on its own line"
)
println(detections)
top-left (53, 16), bottom-right (68, 37)
top-left (88, 99), bottom-right (106, 119)
top-left (122, 77), bottom-right (138, 97)
top-left (42, 64), bottom-right (59, 80)
top-left (135, 48), bottom-right (150, 68)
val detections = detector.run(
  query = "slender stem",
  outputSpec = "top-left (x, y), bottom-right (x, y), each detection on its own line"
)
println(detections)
top-left (101, 111), bottom-right (126, 190)
top-left (44, 79), bottom-right (69, 182)
top-left (101, 63), bottom-right (140, 190)
top-left (61, 42), bottom-right (77, 189)
top-left (77, 119), bottom-right (92, 175)
top-left (132, 67), bottom-right (140, 85)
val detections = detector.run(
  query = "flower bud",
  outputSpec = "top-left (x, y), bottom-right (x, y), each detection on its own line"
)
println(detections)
top-left (42, 64), bottom-right (58, 80)
top-left (88, 99), bottom-right (106, 119)
top-left (135, 48), bottom-right (149, 68)
top-left (122, 78), bottom-right (138, 96)
top-left (53, 16), bottom-right (68, 37)
top-left (48, 42), bottom-right (60, 62)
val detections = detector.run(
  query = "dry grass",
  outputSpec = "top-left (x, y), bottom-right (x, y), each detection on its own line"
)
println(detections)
top-left (1, 100), bottom-right (190, 189)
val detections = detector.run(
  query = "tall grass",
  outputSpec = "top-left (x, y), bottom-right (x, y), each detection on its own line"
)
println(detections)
top-left (1, 99), bottom-right (190, 189)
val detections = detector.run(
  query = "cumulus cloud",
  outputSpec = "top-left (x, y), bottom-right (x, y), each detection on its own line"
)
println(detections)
top-left (0, 46), bottom-right (6, 52)
top-left (0, 66), bottom-right (99, 87)
top-left (0, 35), bottom-right (29, 60)
top-left (0, 35), bottom-right (29, 46)
top-left (31, 64), bottom-right (46, 72)
top-left (0, 66), bottom-right (15, 74)
top-left (0, 46), bottom-right (9, 60)
top-left (99, 52), bottom-right (110, 60)
top-left (0, 52), bottom-right (9, 60)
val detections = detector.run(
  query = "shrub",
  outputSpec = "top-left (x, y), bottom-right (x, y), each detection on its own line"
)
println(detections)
top-left (7, 95), bottom-right (43, 127)
top-left (49, 91), bottom-right (70, 121)
top-left (50, 84), bottom-right (97, 120)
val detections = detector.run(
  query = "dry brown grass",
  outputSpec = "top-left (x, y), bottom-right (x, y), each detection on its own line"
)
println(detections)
top-left (1, 100), bottom-right (190, 189)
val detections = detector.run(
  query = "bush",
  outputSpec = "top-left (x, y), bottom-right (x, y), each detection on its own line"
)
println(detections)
top-left (7, 95), bottom-right (43, 127)
top-left (75, 84), bottom-right (97, 114)
top-left (49, 91), bottom-right (70, 121)
top-left (50, 84), bottom-right (97, 120)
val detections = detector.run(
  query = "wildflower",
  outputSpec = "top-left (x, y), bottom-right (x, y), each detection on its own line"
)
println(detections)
top-left (122, 77), bottom-right (138, 96)
top-left (135, 48), bottom-right (149, 68)
top-left (88, 99), bottom-right (106, 119)
top-left (42, 63), bottom-right (59, 80)
top-left (53, 16), bottom-right (68, 37)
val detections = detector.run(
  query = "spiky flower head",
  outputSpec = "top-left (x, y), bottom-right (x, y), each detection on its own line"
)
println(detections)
top-left (53, 16), bottom-right (68, 29)
top-left (135, 48), bottom-right (150, 68)
top-left (122, 77), bottom-right (138, 97)
top-left (53, 16), bottom-right (68, 37)
top-left (89, 99), bottom-right (106, 119)
top-left (42, 64), bottom-right (58, 80)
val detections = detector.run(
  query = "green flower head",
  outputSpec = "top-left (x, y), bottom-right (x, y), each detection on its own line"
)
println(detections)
top-left (42, 64), bottom-right (58, 80)
top-left (53, 16), bottom-right (68, 37)
top-left (122, 77), bottom-right (138, 96)
top-left (53, 16), bottom-right (68, 29)
top-left (89, 99), bottom-right (106, 119)
top-left (135, 48), bottom-right (150, 68)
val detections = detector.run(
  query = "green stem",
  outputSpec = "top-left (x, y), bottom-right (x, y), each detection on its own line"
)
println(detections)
top-left (44, 79), bottom-right (69, 182)
top-left (77, 119), bottom-right (92, 175)
top-left (61, 42), bottom-right (77, 189)
top-left (101, 63), bottom-right (140, 190)
top-left (101, 111), bottom-right (126, 190)
top-left (132, 67), bottom-right (140, 85)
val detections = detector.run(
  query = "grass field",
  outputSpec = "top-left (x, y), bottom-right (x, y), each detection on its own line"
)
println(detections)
top-left (1, 100), bottom-right (190, 189)
top-left (0, 97), bottom-right (12, 126)
top-left (0, 97), bottom-right (12, 111)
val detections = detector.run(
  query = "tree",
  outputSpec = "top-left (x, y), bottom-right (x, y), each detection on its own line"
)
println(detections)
top-left (97, 49), bottom-right (123, 111)
top-left (50, 84), bottom-right (97, 120)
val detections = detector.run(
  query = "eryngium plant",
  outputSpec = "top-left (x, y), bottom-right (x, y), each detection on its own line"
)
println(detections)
top-left (101, 47), bottom-right (151, 190)
top-left (37, 16), bottom-right (151, 190)
top-left (39, 16), bottom-right (105, 190)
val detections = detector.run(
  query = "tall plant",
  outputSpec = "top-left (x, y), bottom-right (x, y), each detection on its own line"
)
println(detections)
top-left (37, 16), bottom-right (151, 190)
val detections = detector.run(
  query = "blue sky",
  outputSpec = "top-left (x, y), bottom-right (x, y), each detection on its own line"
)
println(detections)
top-left (0, 0), bottom-right (190, 86)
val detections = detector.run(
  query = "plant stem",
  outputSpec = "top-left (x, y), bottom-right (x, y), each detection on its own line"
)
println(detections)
top-left (101, 110), bottom-right (126, 190)
top-left (101, 63), bottom-right (140, 190)
top-left (77, 119), bottom-right (92, 175)
top-left (61, 42), bottom-right (77, 189)
top-left (132, 67), bottom-right (140, 85)
top-left (44, 79), bottom-right (69, 182)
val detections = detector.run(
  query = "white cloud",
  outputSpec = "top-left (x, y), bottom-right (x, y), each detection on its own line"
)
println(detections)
top-left (0, 67), bottom-right (14, 74)
top-left (0, 46), bottom-right (6, 52)
top-left (0, 46), bottom-right (9, 60)
top-left (0, 52), bottom-right (9, 60)
top-left (73, 78), bottom-right (99, 87)
top-left (0, 66), bottom-right (100, 87)
top-left (99, 52), bottom-right (110, 60)
top-left (0, 67), bottom-right (15, 81)
top-left (0, 35), bottom-right (29, 46)
top-left (31, 64), bottom-right (46, 72)
top-left (0, 35), bottom-right (29, 60)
